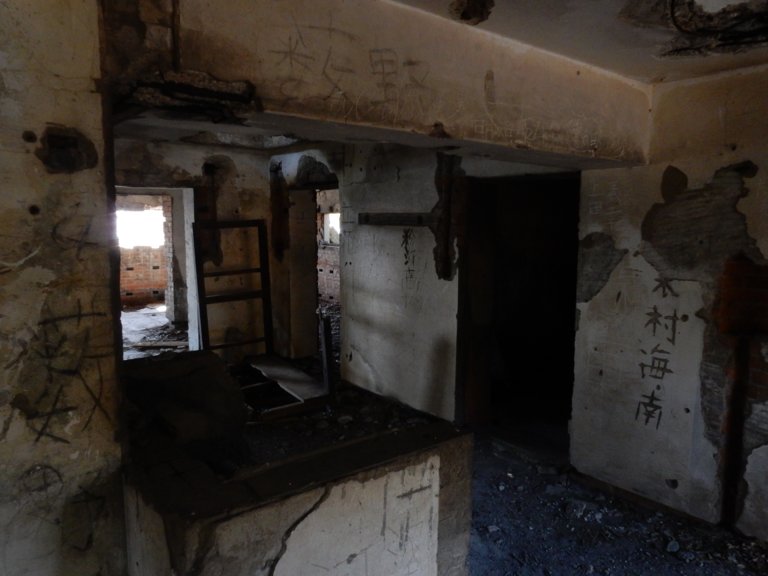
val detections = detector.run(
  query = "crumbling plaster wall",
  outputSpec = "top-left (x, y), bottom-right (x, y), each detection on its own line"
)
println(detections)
top-left (341, 145), bottom-right (459, 420)
top-left (173, 0), bottom-right (650, 164)
top-left (572, 66), bottom-right (768, 536)
top-left (0, 2), bottom-right (123, 575)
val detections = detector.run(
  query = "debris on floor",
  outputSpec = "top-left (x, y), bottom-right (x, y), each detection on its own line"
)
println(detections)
top-left (470, 433), bottom-right (768, 576)
top-left (122, 304), bottom-right (188, 359)
top-left (242, 383), bottom-right (433, 466)
top-left (122, 345), bottom-right (435, 479)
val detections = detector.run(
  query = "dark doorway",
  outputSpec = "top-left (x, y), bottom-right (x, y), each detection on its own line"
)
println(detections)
top-left (457, 173), bottom-right (580, 457)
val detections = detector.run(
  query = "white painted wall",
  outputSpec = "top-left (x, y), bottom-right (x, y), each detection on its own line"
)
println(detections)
top-left (572, 246), bottom-right (719, 521)
top-left (341, 146), bottom-right (458, 420)
top-left (275, 456), bottom-right (439, 576)
top-left (180, 0), bottom-right (651, 163)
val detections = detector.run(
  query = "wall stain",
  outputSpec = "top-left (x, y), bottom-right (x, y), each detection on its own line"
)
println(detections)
top-left (576, 232), bottom-right (628, 303)
top-left (429, 122), bottom-right (451, 139)
top-left (450, 0), bottom-right (495, 25)
top-left (114, 141), bottom-right (196, 188)
top-left (431, 153), bottom-right (465, 281)
top-left (35, 126), bottom-right (98, 174)
top-left (295, 155), bottom-right (335, 188)
top-left (484, 70), bottom-right (496, 114)
top-left (270, 162), bottom-right (291, 262)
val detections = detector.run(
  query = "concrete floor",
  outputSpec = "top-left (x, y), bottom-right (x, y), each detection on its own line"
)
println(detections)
top-left (469, 431), bottom-right (768, 576)
top-left (121, 304), bottom-right (188, 359)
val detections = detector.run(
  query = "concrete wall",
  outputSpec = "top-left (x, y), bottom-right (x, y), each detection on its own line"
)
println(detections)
top-left (572, 66), bottom-right (768, 534)
top-left (103, 0), bottom-right (650, 165)
top-left (288, 188), bottom-right (320, 357)
top-left (3, 4), bottom-right (765, 574)
top-left (177, 0), bottom-right (651, 164)
top-left (0, 2), bottom-right (123, 574)
top-left (269, 149), bottom-right (342, 357)
top-left (126, 437), bottom-right (474, 576)
top-left (341, 145), bottom-right (459, 420)
top-left (649, 65), bottom-right (768, 163)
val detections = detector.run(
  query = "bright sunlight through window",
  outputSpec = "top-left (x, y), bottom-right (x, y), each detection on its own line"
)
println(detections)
top-left (116, 209), bottom-right (166, 249)
top-left (324, 212), bottom-right (341, 244)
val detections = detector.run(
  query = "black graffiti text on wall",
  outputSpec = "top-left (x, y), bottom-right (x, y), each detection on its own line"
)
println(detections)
top-left (635, 278), bottom-right (689, 430)
top-left (16, 298), bottom-right (111, 443)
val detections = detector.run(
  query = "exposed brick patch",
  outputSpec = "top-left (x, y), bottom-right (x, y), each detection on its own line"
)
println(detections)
top-left (318, 245), bottom-right (340, 306)
top-left (641, 162), bottom-right (762, 282)
top-left (35, 126), bottom-right (98, 174)
top-left (120, 245), bottom-right (167, 306)
top-left (640, 163), bottom-right (764, 457)
top-left (717, 256), bottom-right (768, 336)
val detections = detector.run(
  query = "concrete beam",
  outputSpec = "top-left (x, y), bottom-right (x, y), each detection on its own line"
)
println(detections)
top-left (174, 0), bottom-right (651, 164)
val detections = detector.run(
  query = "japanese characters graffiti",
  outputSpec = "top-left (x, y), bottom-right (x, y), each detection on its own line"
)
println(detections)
top-left (635, 278), bottom-right (689, 430)
top-left (269, 13), bottom-right (438, 123)
top-left (636, 390), bottom-right (664, 429)
top-left (401, 227), bottom-right (417, 287)
top-left (369, 48), bottom-right (399, 104)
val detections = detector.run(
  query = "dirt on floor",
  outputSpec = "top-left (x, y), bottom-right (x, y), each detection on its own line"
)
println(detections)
top-left (122, 304), bottom-right (188, 359)
top-left (242, 382), bottom-right (434, 466)
top-left (469, 432), bottom-right (768, 576)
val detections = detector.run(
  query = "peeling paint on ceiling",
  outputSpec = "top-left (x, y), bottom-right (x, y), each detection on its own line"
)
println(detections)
top-left (390, 0), bottom-right (768, 82)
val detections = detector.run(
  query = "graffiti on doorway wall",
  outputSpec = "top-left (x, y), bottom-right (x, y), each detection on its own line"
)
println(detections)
top-left (9, 297), bottom-right (112, 444)
top-left (401, 228), bottom-right (415, 278)
top-left (635, 277), bottom-right (689, 429)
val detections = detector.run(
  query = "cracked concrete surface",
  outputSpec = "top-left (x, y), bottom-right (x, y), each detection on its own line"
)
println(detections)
top-left (127, 450), bottom-right (449, 576)
top-left (266, 486), bottom-right (331, 575)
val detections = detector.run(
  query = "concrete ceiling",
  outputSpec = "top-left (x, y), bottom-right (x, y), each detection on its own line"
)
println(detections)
top-left (390, 0), bottom-right (768, 83)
